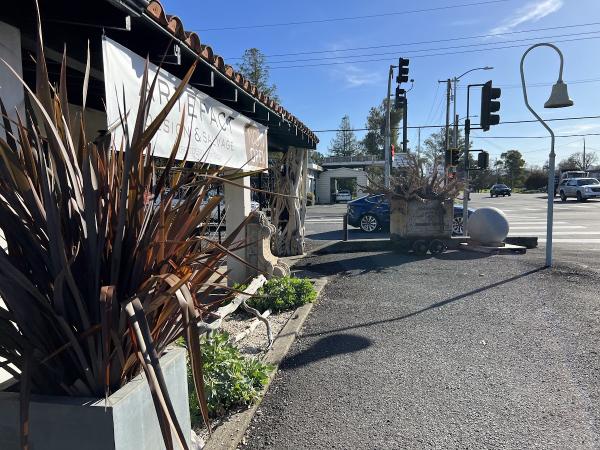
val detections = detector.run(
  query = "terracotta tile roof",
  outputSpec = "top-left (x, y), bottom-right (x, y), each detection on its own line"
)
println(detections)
top-left (145, 0), bottom-right (318, 144)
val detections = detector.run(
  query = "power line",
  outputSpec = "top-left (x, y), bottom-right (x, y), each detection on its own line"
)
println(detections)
top-left (310, 114), bottom-right (600, 133)
top-left (267, 29), bottom-right (600, 65)
top-left (269, 34), bottom-right (600, 69)
top-left (457, 77), bottom-right (600, 90)
top-left (227, 21), bottom-right (600, 59)
top-left (192, 0), bottom-right (511, 32)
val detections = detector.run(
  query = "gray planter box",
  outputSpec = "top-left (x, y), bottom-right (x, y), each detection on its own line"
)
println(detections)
top-left (0, 347), bottom-right (191, 450)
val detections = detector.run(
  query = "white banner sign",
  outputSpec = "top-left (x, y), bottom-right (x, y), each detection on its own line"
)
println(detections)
top-left (102, 37), bottom-right (268, 170)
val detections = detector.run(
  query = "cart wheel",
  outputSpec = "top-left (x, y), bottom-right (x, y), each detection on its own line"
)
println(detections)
top-left (429, 239), bottom-right (446, 255)
top-left (412, 240), bottom-right (429, 256)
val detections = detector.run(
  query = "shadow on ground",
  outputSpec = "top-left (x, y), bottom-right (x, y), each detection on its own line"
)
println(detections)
top-left (296, 249), bottom-right (490, 277)
top-left (279, 333), bottom-right (372, 371)
top-left (303, 266), bottom-right (546, 338)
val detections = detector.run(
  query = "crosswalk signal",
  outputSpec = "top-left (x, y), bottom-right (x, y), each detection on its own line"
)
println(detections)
top-left (396, 58), bottom-right (410, 84)
top-left (480, 80), bottom-right (501, 132)
top-left (477, 151), bottom-right (490, 169)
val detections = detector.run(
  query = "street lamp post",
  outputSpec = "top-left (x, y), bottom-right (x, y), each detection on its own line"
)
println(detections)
top-left (520, 43), bottom-right (574, 267)
top-left (452, 66), bottom-right (493, 148)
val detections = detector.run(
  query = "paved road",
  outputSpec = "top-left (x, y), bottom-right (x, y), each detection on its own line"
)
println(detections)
top-left (243, 251), bottom-right (600, 449)
top-left (305, 193), bottom-right (600, 268)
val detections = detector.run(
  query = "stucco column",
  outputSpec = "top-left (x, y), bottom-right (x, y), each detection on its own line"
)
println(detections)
top-left (0, 21), bottom-right (24, 143)
top-left (224, 174), bottom-right (251, 286)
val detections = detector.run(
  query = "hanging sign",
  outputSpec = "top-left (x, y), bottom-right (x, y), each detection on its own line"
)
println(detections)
top-left (102, 37), bottom-right (268, 170)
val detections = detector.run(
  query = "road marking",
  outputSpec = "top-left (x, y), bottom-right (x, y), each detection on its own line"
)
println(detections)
top-left (510, 231), bottom-right (600, 235)
top-left (509, 221), bottom-right (568, 225)
top-left (510, 225), bottom-right (586, 230)
top-left (538, 239), bottom-right (600, 243)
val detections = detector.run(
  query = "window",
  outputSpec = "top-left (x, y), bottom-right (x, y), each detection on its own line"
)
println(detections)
top-left (577, 178), bottom-right (600, 186)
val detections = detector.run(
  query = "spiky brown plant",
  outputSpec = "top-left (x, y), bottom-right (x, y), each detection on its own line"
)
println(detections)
top-left (0, 10), bottom-right (249, 450)
top-left (367, 153), bottom-right (463, 202)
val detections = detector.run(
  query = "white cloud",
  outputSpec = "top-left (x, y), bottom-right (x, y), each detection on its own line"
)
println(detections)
top-left (556, 123), bottom-right (600, 135)
top-left (490, 0), bottom-right (563, 35)
top-left (331, 64), bottom-right (381, 88)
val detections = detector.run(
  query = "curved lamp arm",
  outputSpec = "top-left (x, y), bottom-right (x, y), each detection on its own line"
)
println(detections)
top-left (520, 43), bottom-right (565, 147)
top-left (456, 66), bottom-right (493, 81)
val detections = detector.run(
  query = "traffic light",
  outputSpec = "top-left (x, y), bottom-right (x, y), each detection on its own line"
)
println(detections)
top-left (394, 87), bottom-right (405, 110)
top-left (480, 80), bottom-right (501, 132)
top-left (396, 58), bottom-right (410, 84)
top-left (477, 151), bottom-right (489, 169)
top-left (445, 148), bottom-right (460, 166)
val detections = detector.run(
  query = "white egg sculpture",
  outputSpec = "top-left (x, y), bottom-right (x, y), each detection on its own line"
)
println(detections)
top-left (468, 207), bottom-right (509, 244)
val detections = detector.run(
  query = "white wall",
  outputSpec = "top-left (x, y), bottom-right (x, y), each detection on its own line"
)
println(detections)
top-left (316, 168), bottom-right (369, 204)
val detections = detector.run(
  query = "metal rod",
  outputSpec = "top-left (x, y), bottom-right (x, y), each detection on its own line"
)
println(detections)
top-left (343, 214), bottom-right (349, 241)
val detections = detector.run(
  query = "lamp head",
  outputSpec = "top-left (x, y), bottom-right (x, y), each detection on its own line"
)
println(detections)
top-left (544, 80), bottom-right (574, 108)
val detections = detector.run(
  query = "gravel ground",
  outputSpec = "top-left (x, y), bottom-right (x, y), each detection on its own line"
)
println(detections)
top-left (242, 250), bottom-right (600, 449)
top-left (221, 310), bottom-right (295, 356)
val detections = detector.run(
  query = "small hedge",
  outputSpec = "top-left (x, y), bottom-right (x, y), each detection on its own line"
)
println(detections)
top-left (185, 332), bottom-right (273, 424)
top-left (247, 276), bottom-right (317, 313)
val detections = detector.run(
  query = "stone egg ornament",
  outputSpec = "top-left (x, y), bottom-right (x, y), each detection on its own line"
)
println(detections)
top-left (468, 207), bottom-right (509, 244)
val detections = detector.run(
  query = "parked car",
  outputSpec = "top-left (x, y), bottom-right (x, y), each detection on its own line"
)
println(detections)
top-left (490, 184), bottom-right (512, 197)
top-left (335, 189), bottom-right (352, 203)
top-left (558, 177), bottom-right (600, 202)
top-left (347, 194), bottom-right (473, 235)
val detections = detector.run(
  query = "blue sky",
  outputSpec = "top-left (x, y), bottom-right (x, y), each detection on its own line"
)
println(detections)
top-left (162, 0), bottom-right (600, 167)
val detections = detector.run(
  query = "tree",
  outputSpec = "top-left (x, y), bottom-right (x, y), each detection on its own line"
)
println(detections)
top-left (422, 127), bottom-right (467, 169)
top-left (361, 99), bottom-right (402, 157)
top-left (499, 150), bottom-right (525, 187)
top-left (310, 151), bottom-right (325, 164)
top-left (328, 115), bottom-right (361, 157)
top-left (237, 48), bottom-right (279, 102)
top-left (524, 170), bottom-right (548, 190)
top-left (558, 151), bottom-right (598, 171)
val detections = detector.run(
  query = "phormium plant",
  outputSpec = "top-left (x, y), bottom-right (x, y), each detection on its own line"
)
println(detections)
top-left (0, 7), bottom-right (251, 449)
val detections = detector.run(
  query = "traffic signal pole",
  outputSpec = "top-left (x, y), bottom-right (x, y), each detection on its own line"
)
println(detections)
top-left (463, 118), bottom-right (471, 236)
top-left (384, 65), bottom-right (393, 189)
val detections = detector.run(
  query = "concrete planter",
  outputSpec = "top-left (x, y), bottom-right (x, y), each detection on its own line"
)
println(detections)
top-left (0, 347), bottom-right (191, 450)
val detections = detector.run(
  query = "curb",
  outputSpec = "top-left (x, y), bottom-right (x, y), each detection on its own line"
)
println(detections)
top-left (203, 276), bottom-right (328, 450)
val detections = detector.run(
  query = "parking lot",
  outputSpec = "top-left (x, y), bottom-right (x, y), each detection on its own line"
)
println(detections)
top-left (305, 193), bottom-right (600, 267)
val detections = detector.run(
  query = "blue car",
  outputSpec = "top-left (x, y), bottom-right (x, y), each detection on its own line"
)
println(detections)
top-left (347, 195), bottom-right (473, 235)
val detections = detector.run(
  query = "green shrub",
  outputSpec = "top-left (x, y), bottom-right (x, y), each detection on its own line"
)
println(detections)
top-left (248, 277), bottom-right (317, 313)
top-left (186, 332), bottom-right (273, 424)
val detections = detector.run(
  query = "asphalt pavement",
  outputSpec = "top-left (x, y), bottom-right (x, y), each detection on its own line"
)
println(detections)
top-left (304, 193), bottom-right (600, 268)
top-left (243, 251), bottom-right (600, 449)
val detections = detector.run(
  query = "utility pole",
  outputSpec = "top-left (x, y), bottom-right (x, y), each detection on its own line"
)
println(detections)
top-left (417, 127), bottom-right (421, 160)
top-left (583, 137), bottom-right (587, 172)
top-left (402, 96), bottom-right (408, 153)
top-left (440, 79), bottom-right (452, 180)
top-left (452, 78), bottom-right (459, 148)
top-left (384, 65), bottom-right (394, 188)
top-left (463, 118), bottom-right (471, 236)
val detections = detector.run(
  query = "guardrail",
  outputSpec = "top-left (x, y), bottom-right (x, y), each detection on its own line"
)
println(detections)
top-left (322, 155), bottom-right (381, 164)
